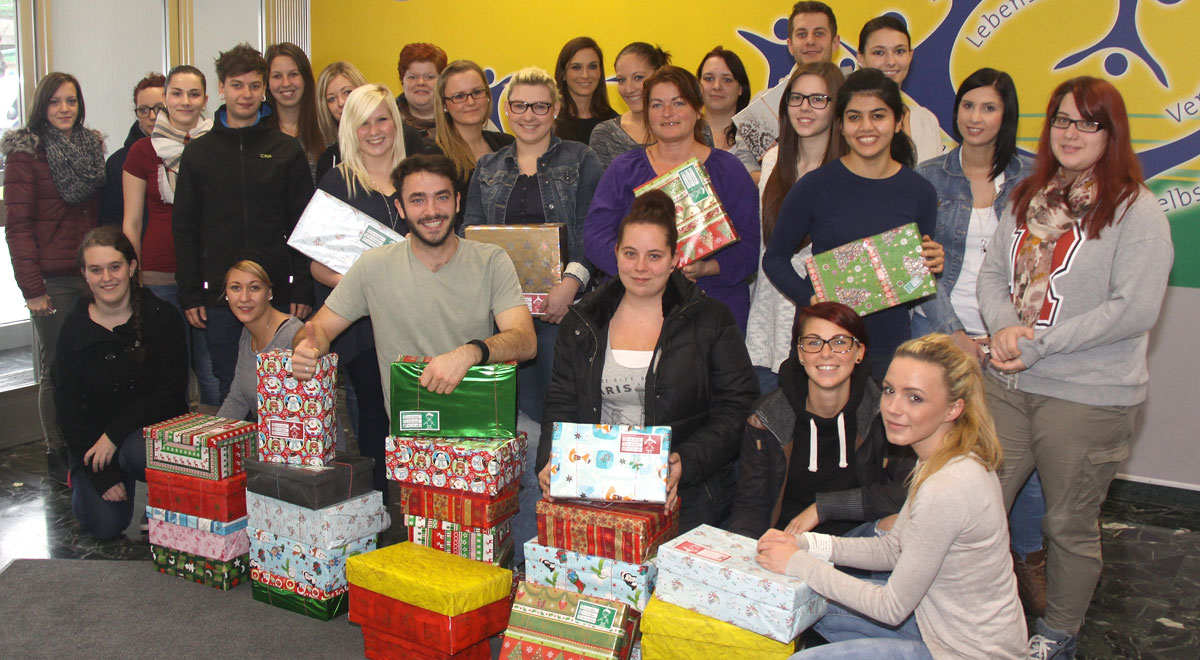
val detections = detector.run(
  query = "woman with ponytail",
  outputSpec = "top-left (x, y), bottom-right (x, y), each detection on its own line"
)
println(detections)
top-left (538, 189), bottom-right (759, 534)
top-left (757, 333), bottom-right (1025, 659)
top-left (53, 227), bottom-right (188, 539)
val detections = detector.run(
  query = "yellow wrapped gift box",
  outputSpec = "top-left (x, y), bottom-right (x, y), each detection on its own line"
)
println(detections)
top-left (639, 596), bottom-right (800, 660)
top-left (346, 542), bottom-right (511, 617)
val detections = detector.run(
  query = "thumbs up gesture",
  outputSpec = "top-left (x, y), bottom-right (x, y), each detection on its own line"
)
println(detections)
top-left (291, 321), bottom-right (330, 381)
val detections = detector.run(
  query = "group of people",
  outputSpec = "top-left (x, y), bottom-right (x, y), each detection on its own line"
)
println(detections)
top-left (2, 2), bottom-right (1173, 658)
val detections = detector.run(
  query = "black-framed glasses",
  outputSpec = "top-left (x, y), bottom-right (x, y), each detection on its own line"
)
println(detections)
top-left (508, 100), bottom-right (553, 116)
top-left (135, 104), bottom-right (165, 118)
top-left (786, 92), bottom-right (830, 109)
top-left (445, 88), bottom-right (488, 105)
top-left (798, 335), bottom-right (859, 354)
top-left (1050, 116), bottom-right (1102, 133)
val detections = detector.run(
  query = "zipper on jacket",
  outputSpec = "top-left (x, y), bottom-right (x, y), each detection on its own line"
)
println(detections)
top-left (239, 132), bottom-right (250, 246)
top-left (568, 306), bottom-right (602, 415)
top-left (643, 298), bottom-right (701, 424)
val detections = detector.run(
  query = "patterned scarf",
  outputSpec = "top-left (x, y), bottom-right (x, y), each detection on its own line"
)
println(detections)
top-left (1012, 167), bottom-right (1096, 326)
top-left (151, 112), bottom-right (213, 204)
top-left (39, 126), bottom-right (106, 204)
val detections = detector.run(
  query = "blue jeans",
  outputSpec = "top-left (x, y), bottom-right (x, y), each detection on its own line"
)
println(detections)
top-left (1010, 471), bottom-right (1045, 559)
top-left (146, 283), bottom-right (220, 406)
top-left (517, 319), bottom-right (559, 423)
top-left (511, 412), bottom-right (543, 568)
top-left (793, 579), bottom-right (930, 659)
top-left (70, 429), bottom-right (146, 540)
top-left (755, 365), bottom-right (781, 395)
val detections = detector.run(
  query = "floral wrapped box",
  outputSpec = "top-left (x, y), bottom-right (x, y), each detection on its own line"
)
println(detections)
top-left (245, 490), bottom-right (390, 549)
top-left (633, 157), bottom-right (739, 268)
top-left (804, 222), bottom-right (936, 316)
top-left (148, 518), bottom-right (249, 562)
top-left (385, 434), bottom-right (526, 497)
top-left (399, 482), bottom-right (518, 529)
top-left (536, 498), bottom-right (678, 564)
top-left (389, 356), bottom-right (517, 439)
top-left (548, 422), bottom-right (671, 503)
top-left (145, 412), bottom-right (255, 480)
top-left (639, 596), bottom-right (799, 660)
top-left (256, 349), bottom-right (338, 466)
top-left (524, 538), bottom-right (657, 611)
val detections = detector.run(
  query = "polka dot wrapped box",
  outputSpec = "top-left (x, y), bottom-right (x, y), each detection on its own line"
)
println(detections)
top-left (804, 222), bottom-right (936, 316)
top-left (256, 349), bottom-right (338, 466)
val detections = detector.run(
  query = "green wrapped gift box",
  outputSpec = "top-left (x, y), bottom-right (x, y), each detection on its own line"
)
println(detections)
top-left (150, 544), bottom-right (248, 591)
top-left (804, 222), bottom-right (936, 316)
top-left (251, 578), bottom-right (349, 621)
top-left (503, 581), bottom-right (635, 659)
top-left (390, 357), bottom-right (516, 438)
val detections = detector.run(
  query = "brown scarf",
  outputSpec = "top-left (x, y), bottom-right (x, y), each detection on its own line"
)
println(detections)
top-left (1012, 167), bottom-right (1096, 326)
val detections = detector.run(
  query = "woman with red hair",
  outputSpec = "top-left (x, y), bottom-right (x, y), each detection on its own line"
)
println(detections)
top-left (395, 42), bottom-right (448, 140)
top-left (977, 76), bottom-right (1173, 658)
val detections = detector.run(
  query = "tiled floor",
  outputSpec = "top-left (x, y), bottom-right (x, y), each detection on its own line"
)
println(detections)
top-left (1, 436), bottom-right (1196, 658)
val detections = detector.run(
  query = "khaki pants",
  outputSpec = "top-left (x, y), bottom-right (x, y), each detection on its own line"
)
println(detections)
top-left (985, 374), bottom-right (1141, 634)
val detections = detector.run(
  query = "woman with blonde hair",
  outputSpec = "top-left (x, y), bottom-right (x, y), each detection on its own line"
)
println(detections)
top-left (757, 333), bottom-right (1026, 659)
top-left (314, 60), bottom-right (367, 182)
top-left (433, 59), bottom-right (513, 207)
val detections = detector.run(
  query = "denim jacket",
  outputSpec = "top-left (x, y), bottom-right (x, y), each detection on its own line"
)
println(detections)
top-left (915, 148), bottom-right (1032, 334)
top-left (463, 135), bottom-right (603, 274)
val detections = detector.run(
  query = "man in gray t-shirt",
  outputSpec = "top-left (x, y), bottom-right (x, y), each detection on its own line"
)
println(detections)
top-left (290, 155), bottom-right (535, 406)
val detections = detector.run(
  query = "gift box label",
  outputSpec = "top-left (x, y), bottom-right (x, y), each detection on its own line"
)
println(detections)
top-left (385, 434), bottom-right (527, 497)
top-left (245, 490), bottom-right (389, 548)
top-left (256, 349), bottom-right (338, 466)
top-left (347, 543), bottom-right (512, 617)
top-left (536, 499), bottom-right (679, 564)
top-left (804, 222), bottom-right (935, 316)
top-left (633, 158), bottom-right (739, 268)
top-left (389, 356), bottom-right (517, 438)
top-left (549, 423), bottom-right (671, 503)
top-left (673, 541), bottom-right (731, 562)
top-left (524, 538), bottom-right (658, 612)
top-left (524, 293), bottom-right (548, 316)
top-left (145, 413), bottom-right (255, 481)
top-left (399, 482), bottom-right (518, 529)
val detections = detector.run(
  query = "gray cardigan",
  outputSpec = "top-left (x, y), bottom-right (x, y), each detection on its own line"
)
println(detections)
top-left (216, 316), bottom-right (303, 421)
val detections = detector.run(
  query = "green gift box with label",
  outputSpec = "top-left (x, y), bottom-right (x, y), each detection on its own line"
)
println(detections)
top-left (804, 222), bottom-right (936, 317)
top-left (389, 356), bottom-right (517, 438)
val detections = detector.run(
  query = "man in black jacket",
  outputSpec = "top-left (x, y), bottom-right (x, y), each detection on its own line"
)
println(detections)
top-left (173, 43), bottom-right (315, 402)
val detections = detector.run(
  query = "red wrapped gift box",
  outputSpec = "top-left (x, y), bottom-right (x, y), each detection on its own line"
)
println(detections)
top-left (400, 482), bottom-right (518, 529)
top-left (536, 499), bottom-right (679, 564)
top-left (146, 468), bottom-right (247, 522)
top-left (361, 624), bottom-right (490, 660)
top-left (256, 349), bottom-right (338, 466)
top-left (349, 583), bottom-right (508, 654)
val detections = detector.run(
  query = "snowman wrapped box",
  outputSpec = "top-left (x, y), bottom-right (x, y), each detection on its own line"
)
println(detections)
top-left (383, 434), bottom-right (527, 497)
top-left (247, 525), bottom-right (377, 595)
top-left (524, 537), bottom-right (658, 611)
top-left (653, 524), bottom-right (826, 642)
top-left (548, 422), bottom-right (671, 503)
top-left (256, 349), bottom-right (338, 466)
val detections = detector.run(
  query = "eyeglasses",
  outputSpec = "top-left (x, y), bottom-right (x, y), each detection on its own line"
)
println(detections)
top-left (1049, 116), bottom-right (1102, 133)
top-left (444, 88), bottom-right (488, 105)
top-left (135, 104), bottom-right (166, 118)
top-left (508, 100), bottom-right (553, 116)
top-left (798, 335), bottom-right (859, 354)
top-left (786, 92), bottom-right (830, 109)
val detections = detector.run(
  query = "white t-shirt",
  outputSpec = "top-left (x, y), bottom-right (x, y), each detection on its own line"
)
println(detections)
top-left (952, 205), bottom-right (998, 336)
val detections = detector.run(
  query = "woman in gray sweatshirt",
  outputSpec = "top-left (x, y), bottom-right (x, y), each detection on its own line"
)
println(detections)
top-left (977, 76), bottom-right (1173, 659)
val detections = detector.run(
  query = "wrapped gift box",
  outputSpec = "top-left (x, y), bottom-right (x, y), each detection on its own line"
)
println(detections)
top-left (385, 434), bottom-right (526, 497)
top-left (731, 82), bottom-right (787, 164)
top-left (633, 157), bottom-right (739, 268)
top-left (145, 413), bottom-right (255, 481)
top-left (247, 525), bottom-right (376, 594)
top-left (639, 596), bottom-right (798, 660)
top-left (362, 625), bottom-right (490, 660)
top-left (405, 515), bottom-right (513, 565)
top-left (464, 223), bottom-right (565, 317)
top-left (524, 538), bottom-right (657, 611)
top-left (389, 356), bottom-right (516, 439)
top-left (244, 452), bottom-right (375, 510)
top-left (501, 582), bottom-right (636, 660)
top-left (148, 518), bottom-right (249, 562)
top-left (536, 499), bottom-right (678, 564)
top-left (346, 543), bottom-right (512, 617)
top-left (150, 544), bottom-right (248, 590)
top-left (146, 468), bottom-right (246, 522)
top-left (805, 222), bottom-right (936, 316)
top-left (252, 565), bottom-right (346, 600)
top-left (349, 583), bottom-right (510, 654)
top-left (145, 506), bottom-right (247, 536)
top-left (252, 569), bottom-right (349, 621)
top-left (245, 491), bottom-right (390, 548)
top-left (399, 482), bottom-right (518, 529)
top-left (548, 422), bottom-right (671, 503)
top-left (256, 349), bottom-right (338, 466)
top-left (287, 189), bottom-right (406, 274)
top-left (654, 525), bottom-right (825, 642)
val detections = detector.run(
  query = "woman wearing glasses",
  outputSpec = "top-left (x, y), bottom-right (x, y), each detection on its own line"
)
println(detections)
top-left (977, 77), bottom-right (1173, 658)
top-left (730, 302), bottom-right (915, 540)
top-left (434, 60), bottom-right (513, 207)
top-left (100, 73), bottom-right (164, 225)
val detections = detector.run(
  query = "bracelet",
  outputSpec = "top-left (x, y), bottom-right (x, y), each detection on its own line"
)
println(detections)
top-left (466, 339), bottom-right (489, 366)
top-left (803, 532), bottom-right (834, 563)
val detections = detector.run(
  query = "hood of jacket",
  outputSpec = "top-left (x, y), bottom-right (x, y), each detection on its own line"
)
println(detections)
top-left (122, 120), bottom-right (146, 149)
top-left (757, 357), bottom-right (878, 449)
top-left (0, 125), bottom-right (106, 157)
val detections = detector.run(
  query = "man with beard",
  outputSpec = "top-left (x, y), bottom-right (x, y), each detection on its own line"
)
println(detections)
top-left (290, 154), bottom-right (535, 400)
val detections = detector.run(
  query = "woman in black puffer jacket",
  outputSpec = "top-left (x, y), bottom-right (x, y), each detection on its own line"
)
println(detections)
top-left (536, 190), bottom-right (758, 533)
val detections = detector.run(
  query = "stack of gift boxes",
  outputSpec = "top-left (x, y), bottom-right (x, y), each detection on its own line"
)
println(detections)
top-left (245, 349), bottom-right (390, 620)
top-left (144, 412), bottom-right (255, 590)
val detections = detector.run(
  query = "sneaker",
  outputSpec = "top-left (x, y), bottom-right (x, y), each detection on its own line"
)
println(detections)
top-left (1027, 619), bottom-right (1077, 659)
top-left (1013, 549), bottom-right (1048, 617)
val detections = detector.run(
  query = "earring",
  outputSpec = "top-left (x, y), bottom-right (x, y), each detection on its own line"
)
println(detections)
top-left (799, 359), bottom-right (805, 365)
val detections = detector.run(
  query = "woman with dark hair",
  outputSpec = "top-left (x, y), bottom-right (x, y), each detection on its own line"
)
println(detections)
top-left (396, 42), bottom-right (449, 140)
top-left (978, 77), bottom-right (1173, 658)
top-left (857, 15), bottom-right (944, 164)
top-left (730, 302), bottom-right (916, 541)
top-left (696, 46), bottom-right (750, 150)
top-left (747, 62), bottom-right (844, 394)
top-left (554, 37), bottom-right (618, 144)
top-left (539, 189), bottom-right (758, 534)
top-left (588, 42), bottom-right (671, 168)
top-left (265, 42), bottom-right (324, 177)
top-left (2, 72), bottom-right (106, 483)
top-left (100, 72), bottom-right (164, 225)
top-left (585, 66), bottom-right (759, 331)
top-left (763, 68), bottom-right (941, 382)
top-left (54, 227), bottom-right (188, 539)
top-left (433, 60), bottom-right (514, 201)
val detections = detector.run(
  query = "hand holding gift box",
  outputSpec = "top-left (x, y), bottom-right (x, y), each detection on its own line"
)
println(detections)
top-left (804, 222), bottom-right (936, 316)
top-left (548, 422), bottom-right (671, 503)
top-left (633, 157), bottom-right (739, 268)
top-left (464, 223), bottom-right (566, 317)
top-left (390, 355), bottom-right (517, 438)
top-left (287, 189), bottom-right (405, 274)
top-left (256, 349), bottom-right (338, 466)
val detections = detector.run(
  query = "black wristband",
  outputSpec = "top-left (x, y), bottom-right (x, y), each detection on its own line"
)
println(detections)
top-left (467, 339), bottom-right (489, 366)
